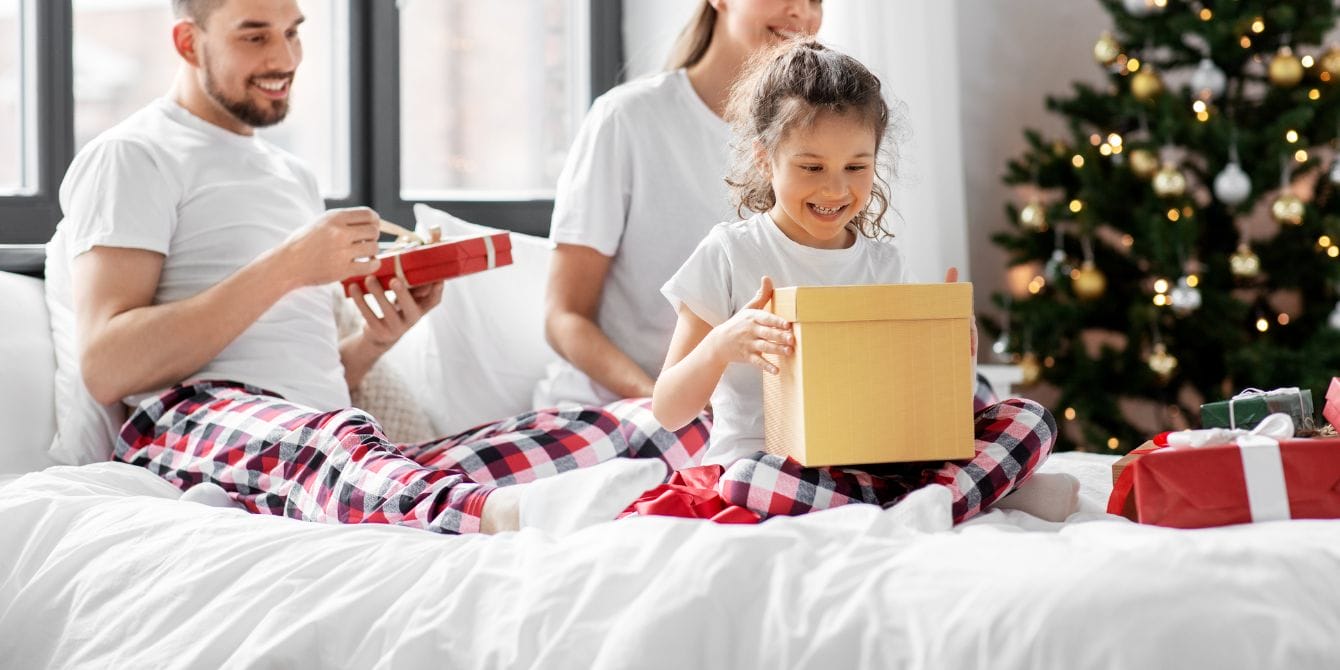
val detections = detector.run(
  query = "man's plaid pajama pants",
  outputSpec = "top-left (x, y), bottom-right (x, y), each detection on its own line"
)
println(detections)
top-left (115, 381), bottom-right (711, 535)
top-left (717, 374), bottom-right (1058, 524)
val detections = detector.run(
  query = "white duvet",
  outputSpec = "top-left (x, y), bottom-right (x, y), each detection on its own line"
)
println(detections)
top-left (2, 453), bottom-right (1339, 669)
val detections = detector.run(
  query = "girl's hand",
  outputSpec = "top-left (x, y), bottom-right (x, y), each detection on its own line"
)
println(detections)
top-left (944, 267), bottom-right (978, 358)
top-left (705, 276), bottom-right (794, 375)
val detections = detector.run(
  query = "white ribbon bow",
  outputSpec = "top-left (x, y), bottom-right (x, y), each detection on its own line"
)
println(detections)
top-left (1165, 412), bottom-right (1293, 523)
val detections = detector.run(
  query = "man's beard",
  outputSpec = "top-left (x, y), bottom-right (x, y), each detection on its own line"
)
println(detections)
top-left (203, 63), bottom-right (291, 129)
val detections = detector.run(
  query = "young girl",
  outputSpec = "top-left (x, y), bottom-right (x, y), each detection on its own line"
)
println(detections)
top-left (652, 40), bottom-right (1069, 524)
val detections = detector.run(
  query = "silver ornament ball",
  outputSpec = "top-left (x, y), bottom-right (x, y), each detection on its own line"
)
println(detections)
top-left (1214, 162), bottom-right (1252, 206)
top-left (1170, 277), bottom-right (1202, 315)
top-left (1190, 58), bottom-right (1227, 100)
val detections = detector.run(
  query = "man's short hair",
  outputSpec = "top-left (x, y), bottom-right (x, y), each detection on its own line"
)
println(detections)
top-left (172, 0), bottom-right (226, 25)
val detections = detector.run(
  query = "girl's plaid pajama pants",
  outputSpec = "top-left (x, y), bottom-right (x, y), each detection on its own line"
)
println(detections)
top-left (115, 381), bottom-right (710, 535)
top-left (717, 375), bottom-right (1058, 524)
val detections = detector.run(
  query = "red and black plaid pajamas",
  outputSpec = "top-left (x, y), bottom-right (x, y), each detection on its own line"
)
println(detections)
top-left (115, 381), bottom-right (710, 535)
top-left (717, 374), bottom-right (1057, 524)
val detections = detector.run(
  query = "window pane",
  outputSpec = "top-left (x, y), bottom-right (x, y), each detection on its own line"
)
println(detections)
top-left (0, 0), bottom-right (36, 195)
top-left (400, 0), bottom-right (590, 199)
top-left (72, 0), bottom-right (350, 198)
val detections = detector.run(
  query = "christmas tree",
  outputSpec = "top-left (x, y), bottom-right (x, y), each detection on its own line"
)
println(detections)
top-left (989, 0), bottom-right (1340, 452)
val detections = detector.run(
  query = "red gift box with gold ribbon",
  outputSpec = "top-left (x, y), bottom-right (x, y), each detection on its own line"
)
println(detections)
top-left (1108, 428), bottom-right (1340, 529)
top-left (341, 232), bottom-right (512, 297)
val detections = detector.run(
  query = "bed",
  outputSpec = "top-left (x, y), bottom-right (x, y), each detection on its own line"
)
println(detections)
top-left (4, 210), bottom-right (1340, 668)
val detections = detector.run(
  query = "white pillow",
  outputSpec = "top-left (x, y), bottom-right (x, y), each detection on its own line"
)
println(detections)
top-left (43, 230), bottom-right (127, 466)
top-left (0, 271), bottom-right (60, 476)
top-left (407, 204), bottom-right (560, 435)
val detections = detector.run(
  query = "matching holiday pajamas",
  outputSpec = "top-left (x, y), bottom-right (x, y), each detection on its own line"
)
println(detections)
top-left (115, 381), bottom-right (710, 535)
top-left (715, 375), bottom-right (1057, 524)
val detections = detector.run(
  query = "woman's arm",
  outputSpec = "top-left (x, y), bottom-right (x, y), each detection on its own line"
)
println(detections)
top-left (544, 243), bottom-right (657, 399)
top-left (653, 277), bottom-right (792, 430)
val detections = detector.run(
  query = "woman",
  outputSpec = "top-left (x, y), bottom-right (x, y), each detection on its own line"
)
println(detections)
top-left (538, 0), bottom-right (824, 411)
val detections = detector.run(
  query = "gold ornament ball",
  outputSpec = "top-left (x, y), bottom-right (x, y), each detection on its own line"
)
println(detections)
top-left (1019, 199), bottom-right (1048, 232)
top-left (1019, 352), bottom-right (1042, 386)
top-left (1094, 32), bottom-right (1121, 66)
top-left (1230, 244), bottom-right (1261, 279)
top-left (1130, 69), bottom-right (1164, 101)
top-left (1129, 148), bottom-right (1159, 179)
top-left (1321, 45), bottom-right (1340, 79)
top-left (1152, 163), bottom-right (1187, 198)
top-left (1271, 193), bottom-right (1305, 225)
top-left (1073, 261), bottom-right (1107, 300)
top-left (1269, 47), bottom-right (1305, 88)
top-left (1148, 343), bottom-right (1179, 382)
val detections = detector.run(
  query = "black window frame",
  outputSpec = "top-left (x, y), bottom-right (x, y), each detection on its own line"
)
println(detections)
top-left (0, 0), bottom-right (624, 272)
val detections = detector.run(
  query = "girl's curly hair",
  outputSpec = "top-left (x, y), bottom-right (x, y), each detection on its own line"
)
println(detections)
top-left (724, 40), bottom-right (902, 239)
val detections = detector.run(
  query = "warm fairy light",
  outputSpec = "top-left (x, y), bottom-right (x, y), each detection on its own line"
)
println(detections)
top-left (1153, 294), bottom-right (1169, 306)
top-left (1121, 234), bottom-right (1134, 247)
top-left (1310, 88), bottom-right (1322, 100)
top-left (1324, 72), bottom-right (1334, 82)
top-left (1044, 356), bottom-right (1056, 368)
top-left (1199, 8), bottom-right (1212, 20)
top-left (1193, 100), bottom-right (1207, 113)
top-left (1196, 110), bottom-right (1211, 122)
top-left (1028, 276), bottom-right (1046, 294)
top-left (1069, 268), bottom-right (1082, 280)
top-left (1251, 18), bottom-right (1265, 33)
top-left (1320, 235), bottom-right (1332, 248)
top-left (1167, 208), bottom-right (1181, 222)
top-left (1256, 317), bottom-right (1270, 332)
top-left (1111, 144), bottom-right (1124, 155)
top-left (1152, 0), bottom-right (1166, 7)
top-left (1186, 274), bottom-right (1200, 287)
top-left (1153, 278), bottom-right (1170, 294)
top-left (1286, 130), bottom-right (1299, 143)
top-left (1100, 144), bottom-right (1113, 156)
top-left (1108, 133), bottom-right (1123, 147)
top-left (1072, 154), bottom-right (1086, 168)
top-left (1064, 407), bottom-right (1077, 421)
top-left (1329, 246), bottom-right (1340, 258)
top-left (1128, 58), bottom-right (1142, 72)
top-left (1278, 313), bottom-right (1291, 326)
top-left (1303, 55), bottom-right (1316, 68)
top-left (1296, 149), bottom-right (1309, 162)
top-left (1069, 199), bottom-right (1083, 212)
top-left (1241, 36), bottom-right (1253, 49)
top-left (1182, 206), bottom-right (1194, 218)
top-left (1107, 437), bottom-right (1120, 450)
top-left (1090, 133), bottom-right (1103, 146)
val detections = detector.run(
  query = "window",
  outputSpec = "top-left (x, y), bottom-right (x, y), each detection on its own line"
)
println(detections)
top-left (71, 0), bottom-right (351, 198)
top-left (398, 0), bottom-right (589, 200)
top-left (0, 0), bottom-right (36, 196)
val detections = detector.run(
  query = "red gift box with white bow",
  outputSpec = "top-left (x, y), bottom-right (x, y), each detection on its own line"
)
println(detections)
top-left (341, 232), bottom-right (512, 297)
top-left (1108, 416), bottom-right (1340, 529)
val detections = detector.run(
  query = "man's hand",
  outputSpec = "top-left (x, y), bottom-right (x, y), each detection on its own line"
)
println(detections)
top-left (348, 277), bottom-right (444, 351)
top-left (279, 207), bottom-right (383, 289)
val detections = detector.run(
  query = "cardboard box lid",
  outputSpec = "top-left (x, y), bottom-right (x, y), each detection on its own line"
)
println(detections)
top-left (770, 283), bottom-right (972, 323)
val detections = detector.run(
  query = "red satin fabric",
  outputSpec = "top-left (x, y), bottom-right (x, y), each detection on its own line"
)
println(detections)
top-left (620, 465), bottom-right (761, 524)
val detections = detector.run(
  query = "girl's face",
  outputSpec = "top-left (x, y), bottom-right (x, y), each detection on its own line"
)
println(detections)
top-left (765, 110), bottom-right (878, 250)
top-left (713, 0), bottom-right (823, 53)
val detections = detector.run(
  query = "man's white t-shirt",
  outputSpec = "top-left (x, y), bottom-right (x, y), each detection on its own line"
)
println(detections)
top-left (49, 96), bottom-right (349, 412)
top-left (661, 212), bottom-right (913, 466)
top-left (538, 68), bottom-right (735, 407)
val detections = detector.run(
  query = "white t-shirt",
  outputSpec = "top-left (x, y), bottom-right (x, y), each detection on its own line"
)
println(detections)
top-left (662, 212), bottom-right (913, 466)
top-left (50, 97), bottom-right (349, 412)
top-left (538, 69), bottom-right (735, 407)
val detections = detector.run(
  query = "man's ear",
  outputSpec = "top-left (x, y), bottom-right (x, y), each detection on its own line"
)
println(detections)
top-left (172, 20), bottom-right (202, 67)
top-left (709, 0), bottom-right (726, 13)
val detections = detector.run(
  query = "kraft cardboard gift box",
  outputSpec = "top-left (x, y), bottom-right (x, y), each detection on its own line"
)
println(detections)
top-left (761, 283), bottom-right (976, 468)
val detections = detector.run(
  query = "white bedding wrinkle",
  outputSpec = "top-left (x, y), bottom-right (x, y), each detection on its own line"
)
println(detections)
top-left (2, 454), bottom-right (1339, 669)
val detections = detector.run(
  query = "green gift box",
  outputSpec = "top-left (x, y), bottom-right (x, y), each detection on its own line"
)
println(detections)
top-left (1199, 387), bottom-right (1316, 436)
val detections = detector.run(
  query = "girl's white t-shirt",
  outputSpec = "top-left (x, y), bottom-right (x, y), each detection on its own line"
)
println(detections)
top-left (662, 213), bottom-right (913, 466)
top-left (538, 69), bottom-right (735, 407)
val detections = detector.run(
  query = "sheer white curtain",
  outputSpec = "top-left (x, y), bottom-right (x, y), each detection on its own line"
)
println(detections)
top-left (624, 1), bottom-right (970, 283)
top-left (818, 1), bottom-right (969, 284)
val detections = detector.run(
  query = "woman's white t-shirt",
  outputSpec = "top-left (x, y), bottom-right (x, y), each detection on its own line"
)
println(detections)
top-left (538, 69), bottom-right (735, 407)
top-left (662, 213), bottom-right (913, 466)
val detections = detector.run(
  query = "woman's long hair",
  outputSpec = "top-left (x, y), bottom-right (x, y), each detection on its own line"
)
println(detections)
top-left (665, 1), bottom-right (717, 70)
